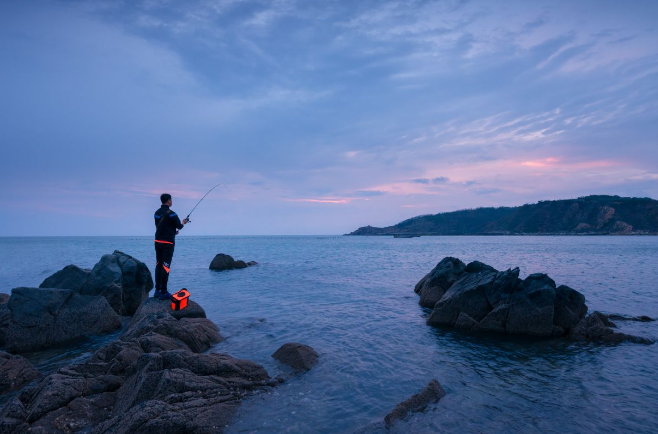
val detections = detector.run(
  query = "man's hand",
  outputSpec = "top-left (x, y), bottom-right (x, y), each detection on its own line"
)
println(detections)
top-left (182, 218), bottom-right (189, 225)
top-left (175, 230), bottom-right (180, 235)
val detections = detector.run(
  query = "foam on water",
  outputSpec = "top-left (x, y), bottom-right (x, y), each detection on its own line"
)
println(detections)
top-left (1, 236), bottom-right (657, 433)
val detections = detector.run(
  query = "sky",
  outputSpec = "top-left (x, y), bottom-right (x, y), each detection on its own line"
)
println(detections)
top-left (1, 0), bottom-right (657, 236)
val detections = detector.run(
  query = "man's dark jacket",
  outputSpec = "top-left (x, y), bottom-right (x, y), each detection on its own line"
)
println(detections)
top-left (154, 205), bottom-right (184, 243)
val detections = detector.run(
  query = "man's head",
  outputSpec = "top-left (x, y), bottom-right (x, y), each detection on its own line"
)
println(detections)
top-left (160, 193), bottom-right (172, 206)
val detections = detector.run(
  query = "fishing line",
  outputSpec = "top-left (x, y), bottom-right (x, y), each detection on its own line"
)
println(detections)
top-left (185, 183), bottom-right (225, 222)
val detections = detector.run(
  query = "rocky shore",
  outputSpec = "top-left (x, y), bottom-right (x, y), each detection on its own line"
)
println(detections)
top-left (0, 252), bottom-right (287, 434)
top-left (415, 257), bottom-right (655, 344)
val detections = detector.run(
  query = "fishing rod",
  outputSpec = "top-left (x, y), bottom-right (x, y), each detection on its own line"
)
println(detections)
top-left (185, 183), bottom-right (225, 223)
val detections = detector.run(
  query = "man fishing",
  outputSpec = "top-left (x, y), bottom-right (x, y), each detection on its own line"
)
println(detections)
top-left (154, 193), bottom-right (189, 300)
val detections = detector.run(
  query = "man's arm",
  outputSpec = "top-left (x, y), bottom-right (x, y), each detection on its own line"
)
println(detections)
top-left (170, 213), bottom-right (187, 230)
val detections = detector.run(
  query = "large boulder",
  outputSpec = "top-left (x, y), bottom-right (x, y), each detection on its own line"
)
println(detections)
top-left (0, 303), bottom-right (271, 434)
top-left (272, 343), bottom-right (318, 371)
top-left (384, 379), bottom-right (446, 428)
top-left (0, 351), bottom-right (40, 392)
top-left (40, 251), bottom-right (153, 316)
top-left (4, 287), bottom-right (121, 353)
top-left (418, 257), bottom-right (651, 344)
top-left (40, 265), bottom-right (90, 293)
top-left (209, 254), bottom-right (257, 271)
top-left (131, 297), bottom-right (207, 324)
top-left (414, 257), bottom-right (466, 308)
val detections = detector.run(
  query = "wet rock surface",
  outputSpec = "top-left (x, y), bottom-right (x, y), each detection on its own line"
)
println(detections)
top-left (419, 257), bottom-right (654, 344)
top-left (384, 379), bottom-right (446, 428)
top-left (272, 343), bottom-right (318, 371)
top-left (0, 351), bottom-right (40, 392)
top-left (209, 254), bottom-right (258, 271)
top-left (0, 308), bottom-right (271, 433)
top-left (4, 287), bottom-right (121, 353)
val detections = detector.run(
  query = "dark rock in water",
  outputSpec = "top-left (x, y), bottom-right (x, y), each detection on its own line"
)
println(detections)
top-left (554, 285), bottom-right (588, 331)
top-left (40, 251), bottom-right (153, 316)
top-left (384, 379), bottom-right (446, 428)
top-left (506, 274), bottom-right (556, 337)
top-left (0, 303), bottom-right (271, 433)
top-left (418, 257), bottom-right (650, 344)
top-left (414, 257), bottom-right (466, 308)
top-left (0, 351), bottom-right (40, 392)
top-left (209, 254), bottom-right (257, 271)
top-left (40, 264), bottom-right (90, 293)
top-left (569, 311), bottom-right (655, 344)
top-left (272, 343), bottom-right (318, 371)
top-left (4, 287), bottom-right (121, 353)
top-left (131, 297), bottom-right (207, 325)
top-left (607, 313), bottom-right (655, 322)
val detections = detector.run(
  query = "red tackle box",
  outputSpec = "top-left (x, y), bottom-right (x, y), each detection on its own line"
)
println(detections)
top-left (172, 288), bottom-right (190, 311)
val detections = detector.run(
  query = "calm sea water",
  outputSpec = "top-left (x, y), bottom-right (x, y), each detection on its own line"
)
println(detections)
top-left (1, 236), bottom-right (657, 433)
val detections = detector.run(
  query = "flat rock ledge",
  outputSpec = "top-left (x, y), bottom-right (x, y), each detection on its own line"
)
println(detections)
top-left (131, 297), bottom-right (207, 325)
top-left (416, 257), bottom-right (655, 344)
top-left (0, 308), bottom-right (273, 434)
top-left (384, 379), bottom-right (446, 428)
top-left (0, 351), bottom-right (40, 393)
top-left (209, 254), bottom-right (258, 271)
top-left (272, 343), bottom-right (318, 371)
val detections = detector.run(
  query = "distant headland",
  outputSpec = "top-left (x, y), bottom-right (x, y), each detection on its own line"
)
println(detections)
top-left (347, 195), bottom-right (658, 236)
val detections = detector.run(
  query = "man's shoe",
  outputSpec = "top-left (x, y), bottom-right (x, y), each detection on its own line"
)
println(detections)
top-left (153, 290), bottom-right (163, 298)
top-left (157, 291), bottom-right (173, 300)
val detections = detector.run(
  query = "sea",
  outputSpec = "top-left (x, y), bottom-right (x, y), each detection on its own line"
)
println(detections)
top-left (1, 235), bottom-right (657, 433)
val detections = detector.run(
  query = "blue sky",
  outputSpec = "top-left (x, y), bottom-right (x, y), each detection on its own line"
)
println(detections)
top-left (1, 0), bottom-right (657, 235)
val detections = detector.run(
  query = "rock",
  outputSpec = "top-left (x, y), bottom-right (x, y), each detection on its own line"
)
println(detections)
top-left (0, 302), bottom-right (269, 434)
top-left (553, 285), bottom-right (588, 330)
top-left (0, 351), bottom-right (40, 392)
top-left (39, 264), bottom-right (90, 293)
top-left (607, 313), bottom-right (655, 322)
top-left (384, 379), bottom-right (446, 428)
top-left (414, 257), bottom-right (466, 308)
top-left (569, 311), bottom-right (654, 344)
top-left (506, 274), bottom-right (556, 337)
top-left (0, 293), bottom-right (9, 305)
top-left (5, 287), bottom-right (121, 353)
top-left (427, 269), bottom-right (498, 327)
top-left (418, 257), bottom-right (650, 344)
top-left (131, 297), bottom-right (207, 325)
top-left (0, 299), bottom-right (10, 347)
top-left (41, 251), bottom-right (153, 316)
top-left (123, 313), bottom-right (223, 353)
top-left (272, 343), bottom-right (318, 371)
top-left (209, 254), bottom-right (257, 271)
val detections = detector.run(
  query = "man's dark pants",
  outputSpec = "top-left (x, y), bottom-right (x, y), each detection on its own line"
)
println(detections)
top-left (155, 241), bottom-right (175, 293)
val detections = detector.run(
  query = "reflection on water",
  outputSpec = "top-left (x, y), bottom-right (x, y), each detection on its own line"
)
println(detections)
top-left (1, 236), bottom-right (657, 433)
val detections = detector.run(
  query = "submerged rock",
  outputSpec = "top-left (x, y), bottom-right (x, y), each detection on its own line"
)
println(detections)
top-left (40, 251), bottom-right (153, 316)
top-left (5, 287), bottom-right (121, 353)
top-left (0, 303), bottom-right (271, 433)
top-left (384, 379), bottom-right (446, 428)
top-left (209, 254), bottom-right (257, 271)
top-left (272, 343), bottom-right (318, 371)
top-left (569, 311), bottom-right (655, 344)
top-left (0, 351), bottom-right (40, 392)
top-left (418, 257), bottom-right (653, 344)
